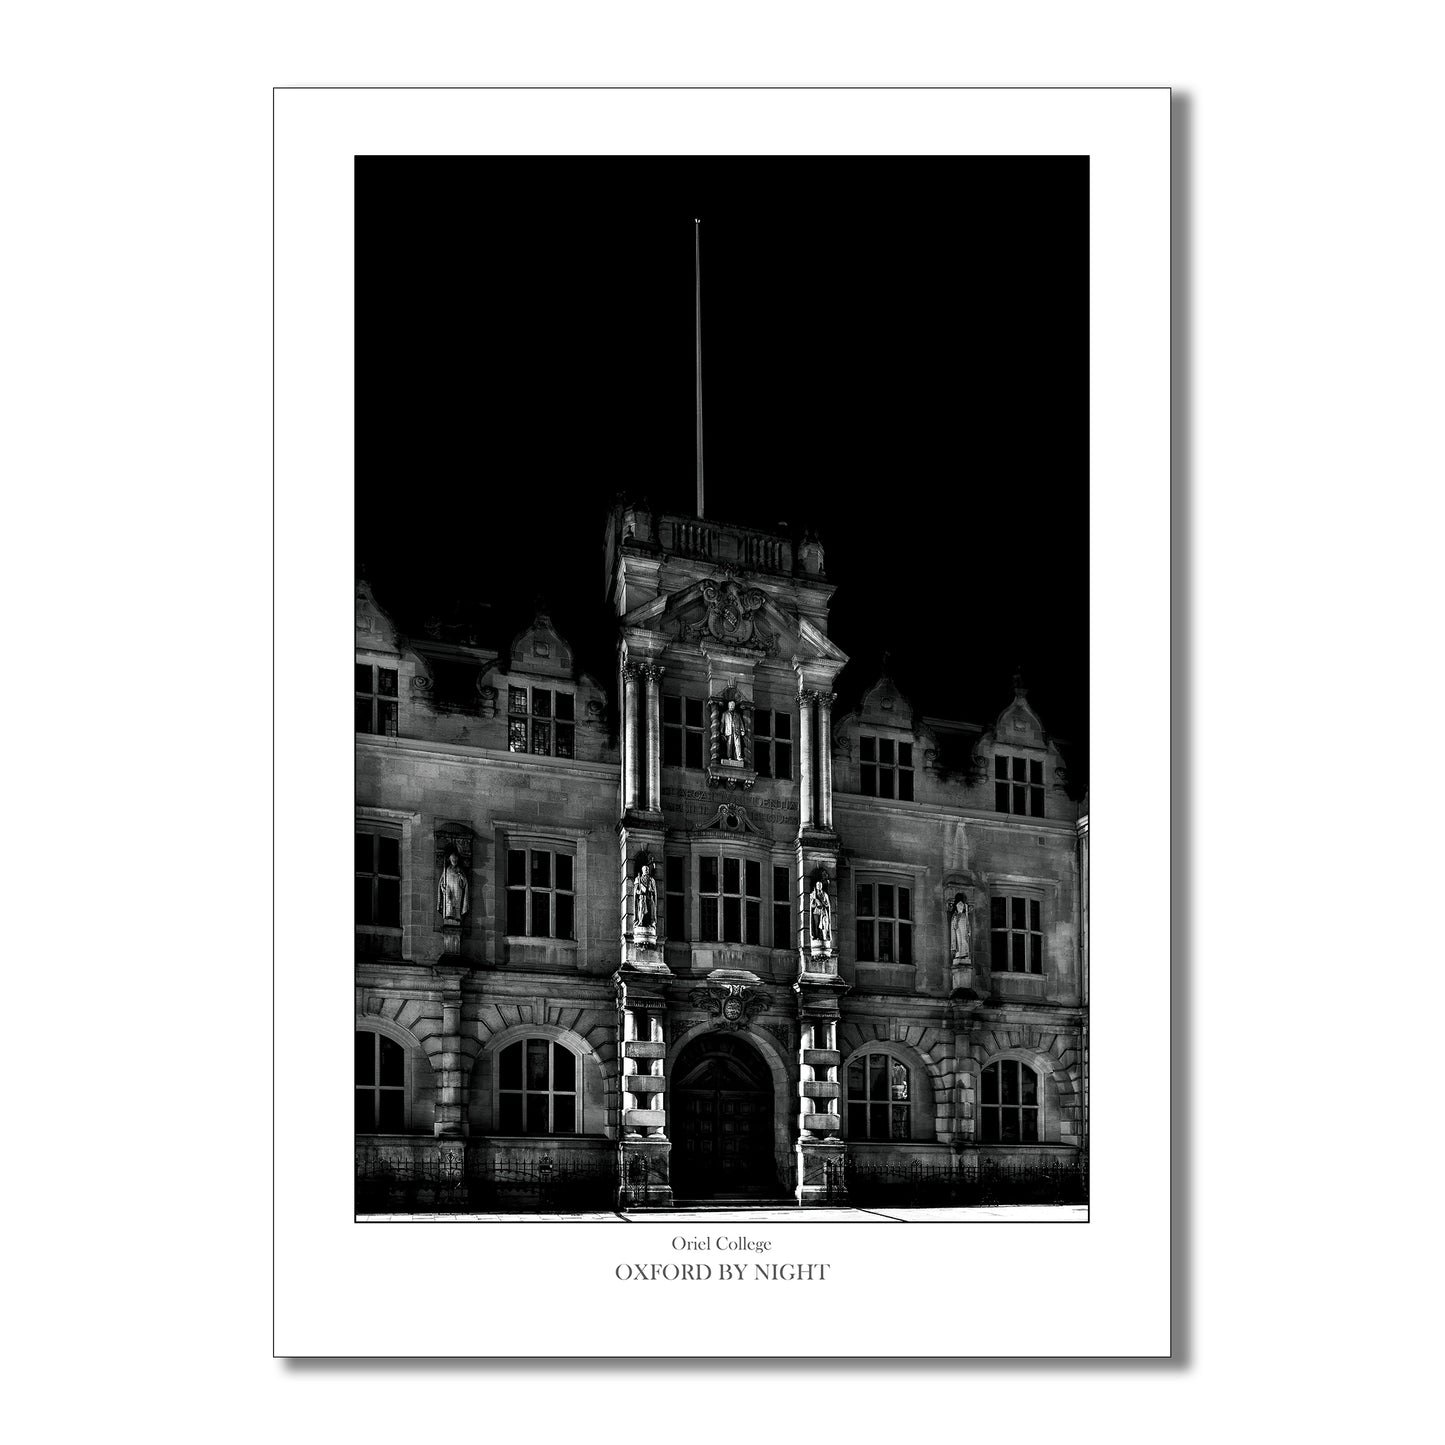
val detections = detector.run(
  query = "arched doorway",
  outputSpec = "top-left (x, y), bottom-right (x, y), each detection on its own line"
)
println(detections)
top-left (671, 1032), bottom-right (779, 1200)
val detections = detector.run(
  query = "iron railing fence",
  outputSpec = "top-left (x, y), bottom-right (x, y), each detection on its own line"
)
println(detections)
top-left (355, 1147), bottom-right (1087, 1213)
top-left (355, 1147), bottom-right (615, 1215)
top-left (841, 1154), bottom-right (1088, 1208)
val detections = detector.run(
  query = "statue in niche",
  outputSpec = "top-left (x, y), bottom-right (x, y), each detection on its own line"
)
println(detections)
top-left (633, 861), bottom-right (658, 933)
top-left (950, 894), bottom-right (972, 960)
top-left (809, 878), bottom-right (833, 953)
top-left (436, 849), bottom-right (469, 922)
top-left (722, 698), bottom-right (746, 763)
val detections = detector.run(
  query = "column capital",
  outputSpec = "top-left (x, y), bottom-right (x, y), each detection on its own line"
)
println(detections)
top-left (639, 662), bottom-right (666, 684)
top-left (622, 660), bottom-right (644, 681)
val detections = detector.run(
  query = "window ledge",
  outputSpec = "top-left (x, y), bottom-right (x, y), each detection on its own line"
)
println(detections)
top-left (991, 973), bottom-right (1047, 995)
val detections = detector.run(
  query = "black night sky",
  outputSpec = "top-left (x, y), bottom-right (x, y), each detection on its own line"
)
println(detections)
top-left (356, 156), bottom-right (1089, 792)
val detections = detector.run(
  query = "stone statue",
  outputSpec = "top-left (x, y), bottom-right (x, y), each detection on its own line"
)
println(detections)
top-left (633, 861), bottom-right (657, 932)
top-left (950, 894), bottom-right (972, 960)
top-left (722, 698), bottom-right (746, 763)
top-left (809, 878), bottom-right (832, 953)
top-left (436, 849), bottom-right (469, 921)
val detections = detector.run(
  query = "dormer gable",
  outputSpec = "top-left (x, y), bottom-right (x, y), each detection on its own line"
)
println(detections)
top-left (972, 678), bottom-right (1072, 817)
top-left (992, 690), bottom-right (1047, 750)
top-left (508, 612), bottom-right (574, 679)
top-left (355, 580), bottom-right (402, 657)
top-left (855, 671), bottom-right (915, 730)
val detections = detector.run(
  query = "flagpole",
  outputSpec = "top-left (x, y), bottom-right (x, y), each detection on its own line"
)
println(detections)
top-left (694, 218), bottom-right (705, 519)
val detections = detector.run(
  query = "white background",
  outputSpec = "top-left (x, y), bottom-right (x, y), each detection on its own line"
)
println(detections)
top-left (4, 1), bottom-right (1441, 1440)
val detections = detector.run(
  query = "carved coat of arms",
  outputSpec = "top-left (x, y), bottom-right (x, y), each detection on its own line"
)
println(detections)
top-left (688, 983), bottom-right (769, 1031)
top-left (700, 570), bottom-right (767, 645)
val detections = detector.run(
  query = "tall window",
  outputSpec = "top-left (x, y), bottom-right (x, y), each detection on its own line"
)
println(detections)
top-left (847, 1054), bottom-right (911, 1139)
top-left (662, 695), bottom-right (705, 770)
top-left (994, 755), bottom-right (1045, 816)
top-left (665, 855), bottom-right (687, 942)
top-left (497, 1039), bottom-right (578, 1134)
top-left (699, 855), bottom-right (762, 944)
top-left (355, 662), bottom-right (398, 735)
top-left (506, 848), bottom-right (575, 938)
top-left (859, 736), bottom-right (914, 800)
top-left (754, 709), bottom-right (793, 779)
top-left (980, 1059), bottom-right (1039, 1142)
top-left (855, 880), bottom-right (913, 964)
top-left (772, 865), bottom-right (791, 949)
top-left (355, 830), bottom-right (401, 928)
top-left (509, 686), bottom-right (575, 758)
top-left (990, 895), bottom-right (1043, 974)
top-left (355, 1030), bottom-right (405, 1132)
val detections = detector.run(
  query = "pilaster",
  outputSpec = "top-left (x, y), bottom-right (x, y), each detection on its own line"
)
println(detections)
top-left (431, 971), bottom-right (469, 1139)
top-left (616, 972), bottom-right (674, 1207)
top-left (794, 1003), bottom-right (847, 1204)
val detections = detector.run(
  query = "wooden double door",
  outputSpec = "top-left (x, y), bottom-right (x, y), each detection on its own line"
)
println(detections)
top-left (671, 1034), bottom-right (777, 1199)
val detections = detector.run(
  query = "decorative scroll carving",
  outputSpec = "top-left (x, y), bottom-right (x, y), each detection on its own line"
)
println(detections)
top-left (691, 803), bottom-right (767, 838)
top-left (688, 983), bottom-right (770, 1032)
top-left (762, 1020), bottom-right (794, 1052)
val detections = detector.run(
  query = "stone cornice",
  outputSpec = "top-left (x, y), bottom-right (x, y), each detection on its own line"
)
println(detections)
top-left (356, 734), bottom-right (618, 781)
top-left (832, 793), bottom-right (1078, 833)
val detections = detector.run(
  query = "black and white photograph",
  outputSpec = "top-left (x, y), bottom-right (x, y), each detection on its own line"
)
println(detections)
top-left (10, 0), bottom-right (1440, 1424)
top-left (352, 156), bottom-right (1091, 1220)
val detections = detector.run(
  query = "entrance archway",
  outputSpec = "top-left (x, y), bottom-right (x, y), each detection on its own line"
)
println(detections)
top-left (670, 1032), bottom-right (779, 1200)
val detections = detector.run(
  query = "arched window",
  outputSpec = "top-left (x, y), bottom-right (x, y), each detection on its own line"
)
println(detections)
top-left (498, 1039), bottom-right (578, 1135)
top-left (846, 1053), bottom-right (911, 1139)
top-left (981, 1060), bottom-right (1039, 1143)
top-left (355, 1030), bottom-right (406, 1132)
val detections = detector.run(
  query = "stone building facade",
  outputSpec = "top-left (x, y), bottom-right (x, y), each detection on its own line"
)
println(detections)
top-left (355, 502), bottom-right (1088, 1209)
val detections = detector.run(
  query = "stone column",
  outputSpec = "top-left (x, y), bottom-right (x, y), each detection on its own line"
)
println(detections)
top-left (798, 689), bottom-right (814, 830)
top-left (818, 691), bottom-right (835, 829)
top-left (622, 663), bottom-right (640, 812)
top-left (643, 664), bottom-right (663, 812)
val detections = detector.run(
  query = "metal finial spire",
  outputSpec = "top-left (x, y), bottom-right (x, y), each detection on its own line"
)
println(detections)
top-left (695, 218), bottom-right (705, 519)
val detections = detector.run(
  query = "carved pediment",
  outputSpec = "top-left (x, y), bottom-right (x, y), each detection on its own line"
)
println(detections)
top-left (624, 569), bottom-right (845, 666)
